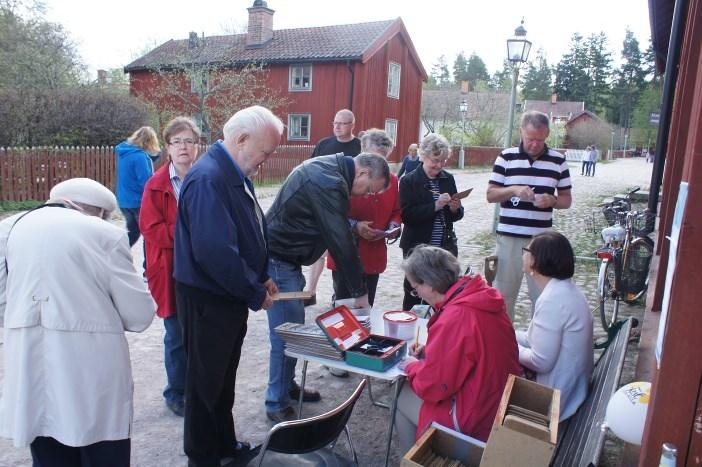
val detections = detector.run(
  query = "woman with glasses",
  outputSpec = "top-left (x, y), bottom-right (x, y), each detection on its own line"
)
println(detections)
top-left (139, 117), bottom-right (200, 417)
top-left (395, 245), bottom-right (519, 453)
top-left (398, 133), bottom-right (464, 310)
top-left (115, 126), bottom-right (160, 247)
top-left (517, 231), bottom-right (593, 421)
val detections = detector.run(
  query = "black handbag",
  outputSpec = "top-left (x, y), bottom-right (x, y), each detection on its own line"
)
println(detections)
top-left (441, 225), bottom-right (458, 257)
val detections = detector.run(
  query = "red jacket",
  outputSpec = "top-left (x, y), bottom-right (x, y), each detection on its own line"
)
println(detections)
top-left (327, 173), bottom-right (401, 274)
top-left (139, 164), bottom-right (177, 318)
top-left (405, 275), bottom-right (520, 442)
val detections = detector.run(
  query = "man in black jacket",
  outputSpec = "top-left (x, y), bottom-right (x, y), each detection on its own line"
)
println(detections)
top-left (263, 152), bottom-right (389, 422)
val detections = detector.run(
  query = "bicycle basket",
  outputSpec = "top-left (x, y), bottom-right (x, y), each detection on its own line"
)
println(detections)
top-left (633, 211), bottom-right (656, 237)
top-left (620, 241), bottom-right (653, 293)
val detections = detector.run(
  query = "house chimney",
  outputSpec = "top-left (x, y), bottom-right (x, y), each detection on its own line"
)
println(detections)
top-left (551, 93), bottom-right (558, 105)
top-left (246, 0), bottom-right (274, 47)
top-left (188, 31), bottom-right (199, 49)
top-left (97, 69), bottom-right (107, 85)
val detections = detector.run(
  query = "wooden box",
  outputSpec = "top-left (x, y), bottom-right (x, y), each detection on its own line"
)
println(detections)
top-left (316, 306), bottom-right (406, 372)
top-left (402, 423), bottom-right (485, 467)
top-left (480, 375), bottom-right (560, 467)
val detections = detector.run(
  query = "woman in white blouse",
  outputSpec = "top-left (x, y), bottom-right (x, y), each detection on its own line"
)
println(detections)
top-left (517, 231), bottom-right (593, 421)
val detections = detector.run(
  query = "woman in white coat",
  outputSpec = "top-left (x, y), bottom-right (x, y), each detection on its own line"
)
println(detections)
top-left (517, 231), bottom-right (593, 422)
top-left (0, 178), bottom-right (155, 467)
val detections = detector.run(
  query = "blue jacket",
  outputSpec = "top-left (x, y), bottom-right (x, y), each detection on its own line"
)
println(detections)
top-left (115, 141), bottom-right (154, 208)
top-left (173, 141), bottom-right (269, 310)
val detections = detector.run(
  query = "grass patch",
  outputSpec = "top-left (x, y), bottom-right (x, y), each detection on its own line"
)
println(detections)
top-left (0, 200), bottom-right (42, 213)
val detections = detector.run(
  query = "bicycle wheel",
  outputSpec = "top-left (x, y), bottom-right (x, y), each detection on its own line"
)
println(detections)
top-left (622, 236), bottom-right (654, 304)
top-left (599, 261), bottom-right (620, 332)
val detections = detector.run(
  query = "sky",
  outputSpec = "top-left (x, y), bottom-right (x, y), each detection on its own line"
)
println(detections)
top-left (43, 0), bottom-right (653, 78)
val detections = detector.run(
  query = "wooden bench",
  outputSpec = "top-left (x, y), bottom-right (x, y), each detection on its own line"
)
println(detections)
top-left (551, 318), bottom-right (635, 467)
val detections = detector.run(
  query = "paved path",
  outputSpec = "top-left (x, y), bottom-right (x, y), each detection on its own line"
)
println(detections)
top-left (0, 157), bottom-right (654, 466)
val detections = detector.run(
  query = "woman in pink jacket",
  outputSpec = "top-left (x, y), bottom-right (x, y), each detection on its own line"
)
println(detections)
top-left (396, 245), bottom-right (520, 454)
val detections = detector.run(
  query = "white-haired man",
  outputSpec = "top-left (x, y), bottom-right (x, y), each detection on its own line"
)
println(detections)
top-left (174, 105), bottom-right (283, 467)
top-left (0, 177), bottom-right (155, 467)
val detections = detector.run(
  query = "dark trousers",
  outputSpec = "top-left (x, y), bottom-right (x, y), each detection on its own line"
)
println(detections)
top-left (402, 276), bottom-right (424, 311)
top-left (30, 436), bottom-right (130, 467)
top-left (176, 282), bottom-right (249, 467)
top-left (331, 270), bottom-right (379, 306)
top-left (120, 207), bottom-right (141, 247)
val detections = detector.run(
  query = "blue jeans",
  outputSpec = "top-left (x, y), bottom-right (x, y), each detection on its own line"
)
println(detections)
top-left (265, 257), bottom-right (306, 413)
top-left (120, 207), bottom-right (141, 247)
top-left (163, 315), bottom-right (186, 405)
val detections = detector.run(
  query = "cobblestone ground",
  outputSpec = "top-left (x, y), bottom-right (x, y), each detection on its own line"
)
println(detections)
top-left (0, 157), bottom-right (653, 466)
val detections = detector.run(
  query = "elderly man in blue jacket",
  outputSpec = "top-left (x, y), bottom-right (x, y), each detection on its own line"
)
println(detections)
top-left (174, 106), bottom-right (283, 467)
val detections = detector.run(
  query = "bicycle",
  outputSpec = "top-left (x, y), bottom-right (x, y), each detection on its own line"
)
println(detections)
top-left (595, 209), bottom-right (655, 332)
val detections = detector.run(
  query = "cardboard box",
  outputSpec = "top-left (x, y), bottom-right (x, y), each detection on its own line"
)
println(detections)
top-left (402, 423), bottom-right (485, 467)
top-left (480, 375), bottom-right (560, 467)
top-left (316, 306), bottom-right (406, 372)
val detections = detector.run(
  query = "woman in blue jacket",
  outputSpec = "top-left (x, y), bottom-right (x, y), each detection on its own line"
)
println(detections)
top-left (115, 126), bottom-right (160, 246)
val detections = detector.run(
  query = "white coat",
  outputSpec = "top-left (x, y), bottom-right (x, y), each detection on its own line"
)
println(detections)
top-left (0, 206), bottom-right (155, 448)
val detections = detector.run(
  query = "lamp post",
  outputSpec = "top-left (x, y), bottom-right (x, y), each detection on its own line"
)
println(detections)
top-left (504, 19), bottom-right (532, 148)
top-left (624, 132), bottom-right (629, 157)
top-left (610, 129), bottom-right (615, 160)
top-left (459, 98), bottom-right (468, 169)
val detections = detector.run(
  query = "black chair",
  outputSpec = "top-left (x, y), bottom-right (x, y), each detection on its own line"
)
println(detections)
top-left (249, 379), bottom-right (367, 467)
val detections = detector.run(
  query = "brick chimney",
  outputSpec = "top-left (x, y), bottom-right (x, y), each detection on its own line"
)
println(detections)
top-left (188, 31), bottom-right (199, 49)
top-left (246, 0), bottom-right (274, 47)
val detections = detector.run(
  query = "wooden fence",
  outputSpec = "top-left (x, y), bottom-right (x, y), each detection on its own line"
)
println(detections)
top-left (0, 144), bottom-right (314, 202)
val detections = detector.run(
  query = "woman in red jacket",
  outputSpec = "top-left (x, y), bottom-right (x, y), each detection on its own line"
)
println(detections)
top-left (139, 116), bottom-right (200, 417)
top-left (396, 245), bottom-right (520, 453)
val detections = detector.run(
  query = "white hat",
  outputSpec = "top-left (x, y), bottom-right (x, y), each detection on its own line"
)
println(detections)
top-left (49, 178), bottom-right (117, 214)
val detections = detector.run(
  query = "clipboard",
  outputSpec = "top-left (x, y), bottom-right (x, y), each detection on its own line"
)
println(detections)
top-left (452, 187), bottom-right (473, 200)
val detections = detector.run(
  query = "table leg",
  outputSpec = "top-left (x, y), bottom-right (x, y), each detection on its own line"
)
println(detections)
top-left (383, 377), bottom-right (405, 467)
top-left (297, 360), bottom-right (308, 419)
top-left (367, 378), bottom-right (390, 409)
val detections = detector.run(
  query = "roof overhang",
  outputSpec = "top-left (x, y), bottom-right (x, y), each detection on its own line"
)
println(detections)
top-left (649, 0), bottom-right (676, 72)
top-left (361, 18), bottom-right (429, 81)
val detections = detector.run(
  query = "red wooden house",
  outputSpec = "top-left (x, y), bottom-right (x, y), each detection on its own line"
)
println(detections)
top-left (124, 0), bottom-right (427, 162)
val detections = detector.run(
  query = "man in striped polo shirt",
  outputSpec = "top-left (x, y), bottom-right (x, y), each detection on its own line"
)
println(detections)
top-left (486, 111), bottom-right (572, 319)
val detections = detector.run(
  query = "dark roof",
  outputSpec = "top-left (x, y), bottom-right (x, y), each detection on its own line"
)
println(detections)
top-left (566, 110), bottom-right (602, 125)
top-left (524, 100), bottom-right (584, 118)
top-left (648, 0), bottom-right (675, 72)
top-left (125, 20), bottom-right (397, 72)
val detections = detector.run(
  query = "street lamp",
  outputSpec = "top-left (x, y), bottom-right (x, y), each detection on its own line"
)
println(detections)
top-left (459, 98), bottom-right (468, 169)
top-left (610, 129), bottom-right (615, 160)
top-left (624, 133), bottom-right (629, 157)
top-left (504, 19), bottom-right (532, 148)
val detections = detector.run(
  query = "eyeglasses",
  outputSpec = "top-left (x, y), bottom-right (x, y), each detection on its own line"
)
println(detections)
top-left (169, 139), bottom-right (196, 147)
top-left (333, 121), bottom-right (353, 126)
top-left (522, 247), bottom-right (531, 253)
top-left (410, 288), bottom-right (419, 298)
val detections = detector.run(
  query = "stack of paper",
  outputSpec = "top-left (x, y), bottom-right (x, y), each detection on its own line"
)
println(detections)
top-left (274, 322), bottom-right (344, 361)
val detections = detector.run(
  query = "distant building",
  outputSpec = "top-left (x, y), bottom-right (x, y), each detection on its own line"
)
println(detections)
top-left (124, 0), bottom-right (427, 161)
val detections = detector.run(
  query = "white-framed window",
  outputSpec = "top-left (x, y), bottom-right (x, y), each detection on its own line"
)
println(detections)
top-left (190, 70), bottom-right (209, 94)
top-left (289, 64), bottom-right (312, 91)
top-left (384, 119), bottom-right (398, 145)
top-left (288, 114), bottom-right (311, 141)
top-left (387, 62), bottom-right (401, 99)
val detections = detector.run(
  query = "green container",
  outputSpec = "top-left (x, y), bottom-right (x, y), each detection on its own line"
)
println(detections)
top-left (316, 305), bottom-right (406, 372)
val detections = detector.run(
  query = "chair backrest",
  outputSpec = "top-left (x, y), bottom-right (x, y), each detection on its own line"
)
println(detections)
top-left (265, 379), bottom-right (367, 454)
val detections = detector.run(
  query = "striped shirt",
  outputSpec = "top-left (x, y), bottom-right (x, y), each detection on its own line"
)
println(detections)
top-left (169, 163), bottom-right (184, 202)
top-left (427, 179), bottom-right (445, 246)
top-left (489, 145), bottom-right (571, 238)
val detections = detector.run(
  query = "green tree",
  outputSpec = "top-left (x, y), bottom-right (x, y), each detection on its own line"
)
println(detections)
top-left (521, 49), bottom-right (552, 100)
top-left (554, 33), bottom-right (590, 102)
top-left (584, 32), bottom-right (612, 113)
top-left (465, 53), bottom-right (490, 87)
top-left (427, 54), bottom-right (451, 88)
top-left (490, 59), bottom-right (512, 92)
top-left (453, 51), bottom-right (468, 83)
top-left (608, 29), bottom-right (646, 130)
top-left (630, 82), bottom-right (662, 148)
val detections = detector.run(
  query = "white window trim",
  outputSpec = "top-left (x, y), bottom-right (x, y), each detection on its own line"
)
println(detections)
top-left (384, 118), bottom-right (398, 145)
top-left (288, 64), bottom-right (313, 92)
top-left (287, 113), bottom-right (311, 141)
top-left (387, 62), bottom-right (401, 99)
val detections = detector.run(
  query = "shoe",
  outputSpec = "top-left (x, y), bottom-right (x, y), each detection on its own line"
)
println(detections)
top-left (166, 399), bottom-right (185, 417)
top-left (219, 441), bottom-right (261, 467)
top-left (266, 406), bottom-right (298, 423)
top-left (303, 293), bottom-right (316, 307)
top-left (325, 365), bottom-right (349, 378)
top-left (289, 381), bottom-right (321, 402)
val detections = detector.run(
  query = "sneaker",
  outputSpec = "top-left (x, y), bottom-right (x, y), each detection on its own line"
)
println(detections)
top-left (325, 365), bottom-right (349, 378)
top-left (219, 441), bottom-right (261, 467)
top-left (288, 381), bottom-right (321, 402)
top-left (266, 406), bottom-right (298, 423)
top-left (166, 399), bottom-right (185, 417)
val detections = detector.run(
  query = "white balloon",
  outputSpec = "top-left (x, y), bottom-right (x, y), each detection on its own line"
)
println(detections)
top-left (604, 381), bottom-right (651, 445)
